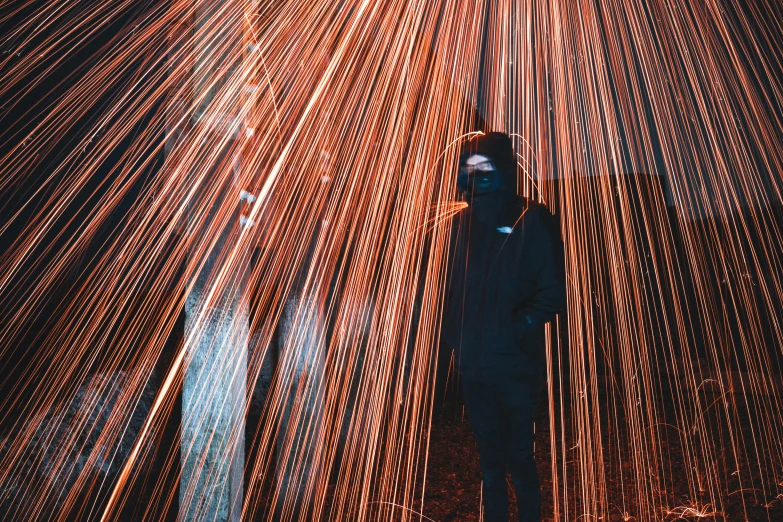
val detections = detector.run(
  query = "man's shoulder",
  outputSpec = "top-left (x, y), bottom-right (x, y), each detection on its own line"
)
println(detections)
top-left (504, 196), bottom-right (555, 225)
top-left (523, 197), bottom-right (553, 215)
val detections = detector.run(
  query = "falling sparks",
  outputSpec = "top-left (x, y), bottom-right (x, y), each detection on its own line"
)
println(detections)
top-left (0, 0), bottom-right (782, 521)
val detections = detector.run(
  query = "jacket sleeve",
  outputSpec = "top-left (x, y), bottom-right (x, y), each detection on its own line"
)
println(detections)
top-left (514, 208), bottom-right (567, 340)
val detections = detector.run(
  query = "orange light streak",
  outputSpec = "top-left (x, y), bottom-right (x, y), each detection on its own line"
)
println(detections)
top-left (0, 0), bottom-right (782, 521)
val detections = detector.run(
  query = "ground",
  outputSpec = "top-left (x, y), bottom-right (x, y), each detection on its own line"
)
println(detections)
top-left (419, 389), bottom-right (783, 522)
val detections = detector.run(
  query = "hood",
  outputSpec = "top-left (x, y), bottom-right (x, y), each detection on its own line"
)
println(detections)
top-left (459, 132), bottom-right (518, 195)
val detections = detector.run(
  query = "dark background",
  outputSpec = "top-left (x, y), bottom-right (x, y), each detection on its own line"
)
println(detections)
top-left (2, 1), bottom-right (783, 520)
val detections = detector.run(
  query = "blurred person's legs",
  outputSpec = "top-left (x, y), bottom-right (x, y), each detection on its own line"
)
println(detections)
top-left (463, 375), bottom-right (508, 521)
top-left (507, 376), bottom-right (541, 522)
top-left (463, 373), bottom-right (541, 522)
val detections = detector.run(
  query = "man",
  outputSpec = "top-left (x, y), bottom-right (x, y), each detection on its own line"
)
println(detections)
top-left (442, 132), bottom-right (566, 522)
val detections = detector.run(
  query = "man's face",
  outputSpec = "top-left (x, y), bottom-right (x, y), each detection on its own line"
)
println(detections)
top-left (457, 154), bottom-right (499, 198)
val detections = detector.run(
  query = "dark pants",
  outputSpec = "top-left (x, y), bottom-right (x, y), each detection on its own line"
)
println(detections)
top-left (462, 373), bottom-right (542, 522)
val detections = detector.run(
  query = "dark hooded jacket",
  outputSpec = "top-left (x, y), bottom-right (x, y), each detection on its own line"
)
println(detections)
top-left (442, 133), bottom-right (566, 378)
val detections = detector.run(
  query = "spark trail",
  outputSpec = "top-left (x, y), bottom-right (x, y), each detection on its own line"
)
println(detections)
top-left (0, 0), bottom-right (782, 521)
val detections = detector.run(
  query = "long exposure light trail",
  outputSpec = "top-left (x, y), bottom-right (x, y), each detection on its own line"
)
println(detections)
top-left (1, 0), bottom-right (782, 521)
